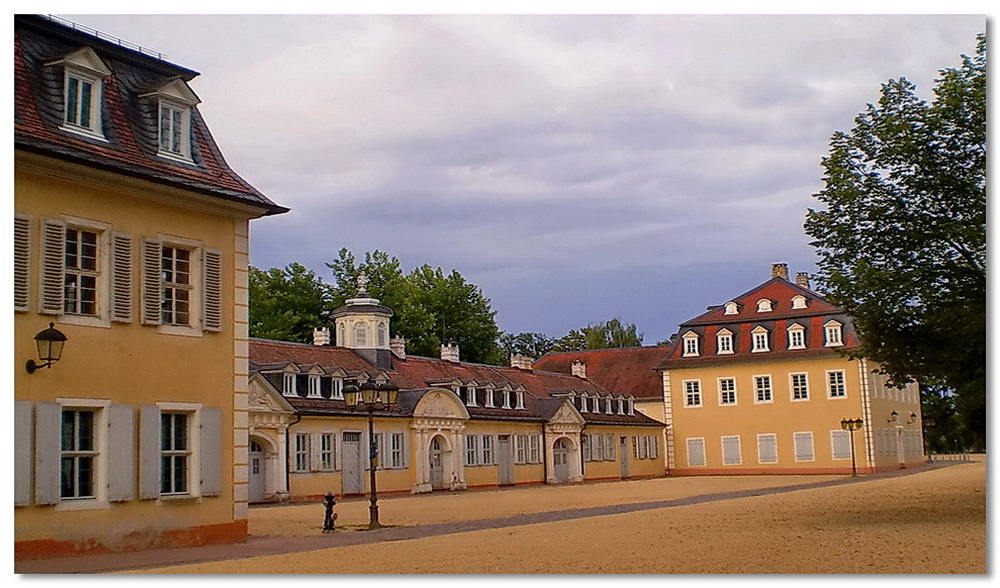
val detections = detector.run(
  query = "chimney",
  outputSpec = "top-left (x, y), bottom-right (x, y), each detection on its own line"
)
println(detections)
top-left (510, 354), bottom-right (533, 370)
top-left (795, 272), bottom-right (811, 290)
top-left (313, 326), bottom-right (331, 346)
top-left (571, 359), bottom-right (587, 379)
top-left (441, 343), bottom-right (460, 363)
top-left (390, 336), bottom-right (407, 360)
top-left (771, 263), bottom-right (789, 281)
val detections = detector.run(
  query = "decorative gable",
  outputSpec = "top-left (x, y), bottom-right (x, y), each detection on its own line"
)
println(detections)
top-left (248, 373), bottom-right (296, 414)
top-left (548, 400), bottom-right (585, 426)
top-left (46, 46), bottom-right (112, 78)
top-left (413, 388), bottom-right (470, 420)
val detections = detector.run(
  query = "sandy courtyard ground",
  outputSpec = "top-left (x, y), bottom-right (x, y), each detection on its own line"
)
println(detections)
top-left (132, 458), bottom-right (985, 574)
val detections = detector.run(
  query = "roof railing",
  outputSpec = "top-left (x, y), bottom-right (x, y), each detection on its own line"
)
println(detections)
top-left (44, 14), bottom-right (167, 61)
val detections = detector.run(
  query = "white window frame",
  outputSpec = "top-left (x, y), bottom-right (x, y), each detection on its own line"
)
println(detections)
top-left (157, 99), bottom-right (193, 161)
top-left (787, 324), bottom-right (806, 350)
top-left (282, 372), bottom-right (298, 397)
top-left (683, 380), bottom-right (702, 408)
top-left (480, 435), bottom-right (494, 465)
top-left (754, 375), bottom-right (773, 404)
top-left (388, 432), bottom-right (406, 469)
top-left (330, 378), bottom-right (344, 400)
top-left (528, 434), bottom-right (542, 464)
top-left (62, 69), bottom-right (105, 139)
top-left (824, 321), bottom-right (844, 347)
top-left (142, 234), bottom-right (220, 337)
top-left (723, 301), bottom-right (739, 315)
top-left (716, 329), bottom-right (734, 354)
top-left (307, 374), bottom-right (322, 398)
top-left (158, 407), bottom-right (198, 497)
top-left (55, 398), bottom-right (112, 510)
top-left (794, 431), bottom-right (815, 462)
top-left (721, 435), bottom-right (742, 466)
top-left (319, 433), bottom-right (337, 472)
top-left (827, 370), bottom-right (847, 399)
top-left (790, 373), bottom-right (810, 401)
top-left (756, 298), bottom-right (773, 312)
top-left (718, 377), bottom-right (737, 406)
top-left (515, 435), bottom-right (527, 465)
top-left (682, 332), bottom-right (700, 357)
top-left (686, 438), bottom-right (706, 467)
top-left (757, 433), bottom-right (778, 464)
top-left (751, 326), bottom-right (770, 353)
top-left (515, 390), bottom-right (526, 410)
top-left (791, 295), bottom-right (808, 309)
top-left (292, 432), bottom-right (310, 473)
top-left (465, 435), bottom-right (479, 466)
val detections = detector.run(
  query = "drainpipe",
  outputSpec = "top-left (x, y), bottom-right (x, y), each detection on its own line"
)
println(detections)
top-left (541, 425), bottom-right (549, 484)
top-left (284, 412), bottom-right (302, 500)
top-left (579, 423), bottom-right (588, 480)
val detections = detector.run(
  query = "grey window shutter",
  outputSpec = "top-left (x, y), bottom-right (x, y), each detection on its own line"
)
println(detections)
top-left (107, 403), bottom-right (135, 502)
top-left (309, 432), bottom-right (322, 473)
top-left (15, 401), bottom-right (33, 505)
top-left (14, 216), bottom-right (30, 312)
top-left (200, 407), bottom-right (223, 497)
top-left (140, 238), bottom-right (162, 326)
top-left (138, 404), bottom-right (161, 499)
top-left (402, 431), bottom-right (410, 469)
top-left (111, 233), bottom-right (133, 323)
top-left (34, 402), bottom-right (61, 505)
top-left (39, 218), bottom-right (66, 315)
top-left (202, 248), bottom-right (223, 332)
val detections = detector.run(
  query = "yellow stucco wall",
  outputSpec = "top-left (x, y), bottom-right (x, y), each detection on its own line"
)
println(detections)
top-left (665, 354), bottom-right (922, 474)
top-left (14, 160), bottom-right (254, 555)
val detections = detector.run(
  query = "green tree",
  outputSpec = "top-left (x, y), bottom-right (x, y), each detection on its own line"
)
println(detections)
top-left (551, 318), bottom-right (644, 352)
top-left (327, 249), bottom-right (500, 364)
top-left (497, 332), bottom-right (556, 360)
top-left (248, 263), bottom-right (334, 343)
top-left (804, 35), bottom-right (985, 448)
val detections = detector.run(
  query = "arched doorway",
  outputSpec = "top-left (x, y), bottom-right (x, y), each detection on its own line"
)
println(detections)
top-left (429, 435), bottom-right (445, 490)
top-left (248, 438), bottom-right (267, 503)
top-left (553, 438), bottom-right (571, 483)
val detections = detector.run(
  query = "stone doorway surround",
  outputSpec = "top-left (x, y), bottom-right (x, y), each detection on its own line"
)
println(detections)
top-left (410, 388), bottom-right (469, 493)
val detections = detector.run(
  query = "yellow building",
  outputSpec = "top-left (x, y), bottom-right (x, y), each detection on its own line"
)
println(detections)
top-left (657, 264), bottom-right (924, 475)
top-left (14, 15), bottom-right (286, 559)
top-left (246, 285), bottom-right (665, 502)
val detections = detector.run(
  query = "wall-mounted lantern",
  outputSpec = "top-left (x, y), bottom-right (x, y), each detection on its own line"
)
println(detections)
top-left (26, 323), bottom-right (67, 374)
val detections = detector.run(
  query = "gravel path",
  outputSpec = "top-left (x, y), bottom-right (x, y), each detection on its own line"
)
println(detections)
top-left (16, 458), bottom-right (985, 574)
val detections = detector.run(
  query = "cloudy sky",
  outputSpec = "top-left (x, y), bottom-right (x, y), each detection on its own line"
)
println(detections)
top-left (58, 9), bottom-right (985, 345)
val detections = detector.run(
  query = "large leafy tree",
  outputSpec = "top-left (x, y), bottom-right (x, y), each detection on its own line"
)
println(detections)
top-left (327, 249), bottom-right (501, 364)
top-left (248, 263), bottom-right (334, 343)
top-left (551, 318), bottom-right (644, 352)
top-left (804, 35), bottom-right (985, 447)
top-left (497, 332), bottom-right (557, 361)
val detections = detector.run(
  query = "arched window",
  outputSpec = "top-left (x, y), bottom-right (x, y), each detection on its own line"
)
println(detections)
top-left (377, 322), bottom-right (386, 347)
top-left (791, 295), bottom-right (808, 309)
top-left (756, 299), bottom-right (773, 312)
top-left (724, 301), bottom-right (739, 315)
top-left (354, 322), bottom-right (368, 347)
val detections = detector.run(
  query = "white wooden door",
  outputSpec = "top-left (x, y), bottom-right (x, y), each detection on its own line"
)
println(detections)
top-left (341, 432), bottom-right (363, 495)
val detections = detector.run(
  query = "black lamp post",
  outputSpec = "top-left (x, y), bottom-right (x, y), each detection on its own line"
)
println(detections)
top-left (344, 380), bottom-right (399, 530)
top-left (26, 322), bottom-right (67, 373)
top-left (840, 418), bottom-right (864, 477)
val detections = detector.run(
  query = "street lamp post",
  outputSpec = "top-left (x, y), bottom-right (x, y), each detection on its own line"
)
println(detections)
top-left (344, 381), bottom-right (399, 530)
top-left (840, 418), bottom-right (864, 477)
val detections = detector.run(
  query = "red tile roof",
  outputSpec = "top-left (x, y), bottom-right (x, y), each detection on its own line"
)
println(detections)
top-left (14, 15), bottom-right (286, 216)
top-left (533, 347), bottom-right (669, 400)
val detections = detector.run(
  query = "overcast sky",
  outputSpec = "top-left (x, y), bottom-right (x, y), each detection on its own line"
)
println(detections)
top-left (58, 10), bottom-right (985, 346)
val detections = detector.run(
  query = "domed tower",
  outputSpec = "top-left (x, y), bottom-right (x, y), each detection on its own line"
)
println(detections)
top-left (331, 273), bottom-right (395, 369)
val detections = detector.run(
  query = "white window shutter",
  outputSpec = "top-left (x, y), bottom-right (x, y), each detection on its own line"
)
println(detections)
top-left (200, 407), bottom-right (223, 497)
top-left (310, 432), bottom-right (322, 473)
top-left (107, 403), bottom-right (135, 502)
top-left (139, 405), bottom-right (161, 499)
top-left (202, 248), bottom-right (223, 332)
top-left (111, 233), bottom-right (133, 323)
top-left (39, 218), bottom-right (66, 315)
top-left (140, 238), bottom-right (162, 326)
top-left (15, 401), bottom-right (33, 505)
top-left (33, 402), bottom-right (61, 505)
top-left (14, 216), bottom-right (30, 312)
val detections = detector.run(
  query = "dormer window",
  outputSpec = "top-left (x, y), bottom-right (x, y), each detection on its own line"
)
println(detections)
top-left (791, 295), bottom-right (808, 309)
top-left (143, 78), bottom-right (200, 162)
top-left (787, 323), bottom-right (806, 350)
top-left (579, 394), bottom-right (589, 413)
top-left (282, 372), bottom-right (297, 397)
top-left (48, 47), bottom-right (111, 139)
top-left (716, 328), bottom-right (734, 355)
top-left (627, 396), bottom-right (635, 415)
top-left (515, 390), bottom-right (525, 410)
top-left (751, 326), bottom-right (770, 353)
top-left (682, 332), bottom-right (700, 357)
top-left (616, 397), bottom-right (625, 415)
top-left (723, 302), bottom-right (739, 315)
top-left (307, 374), bottom-right (322, 398)
top-left (756, 299), bottom-right (774, 312)
top-left (824, 320), bottom-right (844, 347)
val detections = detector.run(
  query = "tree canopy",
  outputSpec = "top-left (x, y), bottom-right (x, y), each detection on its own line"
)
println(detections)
top-left (327, 249), bottom-right (501, 364)
top-left (804, 35), bottom-right (985, 448)
top-left (248, 263), bottom-right (333, 343)
top-left (549, 318), bottom-right (644, 352)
